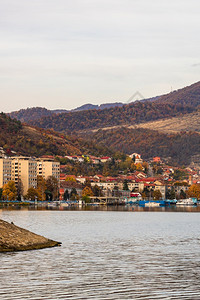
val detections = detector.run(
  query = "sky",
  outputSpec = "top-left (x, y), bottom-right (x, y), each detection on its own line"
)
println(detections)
top-left (0, 0), bottom-right (199, 112)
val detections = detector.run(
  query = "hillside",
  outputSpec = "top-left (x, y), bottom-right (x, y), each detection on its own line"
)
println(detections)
top-left (31, 102), bottom-right (194, 132)
top-left (134, 111), bottom-right (200, 134)
top-left (28, 81), bottom-right (199, 132)
top-left (80, 127), bottom-right (200, 165)
top-left (8, 107), bottom-right (69, 123)
top-left (74, 102), bottom-right (124, 111)
top-left (156, 81), bottom-right (200, 108)
top-left (0, 113), bottom-right (112, 157)
top-left (8, 102), bottom-right (124, 123)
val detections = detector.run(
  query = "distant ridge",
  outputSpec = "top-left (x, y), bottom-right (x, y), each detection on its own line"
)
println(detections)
top-left (8, 102), bottom-right (124, 123)
top-left (27, 81), bottom-right (200, 132)
top-left (74, 102), bottom-right (124, 111)
top-left (8, 107), bottom-right (67, 123)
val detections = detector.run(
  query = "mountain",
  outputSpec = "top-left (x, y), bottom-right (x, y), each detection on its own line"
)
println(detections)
top-left (74, 102), bottom-right (124, 111)
top-left (8, 102), bottom-right (124, 123)
top-left (30, 102), bottom-right (194, 132)
top-left (8, 107), bottom-right (69, 123)
top-left (0, 113), bottom-right (112, 158)
top-left (29, 81), bottom-right (200, 132)
top-left (6, 81), bottom-right (200, 165)
top-left (156, 81), bottom-right (200, 108)
top-left (74, 104), bottom-right (99, 111)
top-left (80, 127), bottom-right (200, 165)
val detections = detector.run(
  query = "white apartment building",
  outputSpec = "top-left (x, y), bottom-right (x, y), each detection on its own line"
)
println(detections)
top-left (37, 158), bottom-right (60, 183)
top-left (11, 157), bottom-right (37, 194)
top-left (0, 156), bottom-right (60, 196)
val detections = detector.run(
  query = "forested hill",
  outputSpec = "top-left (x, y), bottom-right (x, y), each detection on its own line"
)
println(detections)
top-left (8, 102), bottom-right (124, 123)
top-left (0, 113), bottom-right (113, 157)
top-left (156, 81), bottom-right (200, 107)
top-left (31, 102), bottom-right (194, 132)
top-left (29, 81), bottom-right (200, 132)
top-left (80, 127), bottom-right (200, 165)
top-left (8, 107), bottom-right (69, 123)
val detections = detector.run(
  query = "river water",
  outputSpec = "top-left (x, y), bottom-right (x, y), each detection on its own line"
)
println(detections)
top-left (0, 210), bottom-right (200, 299)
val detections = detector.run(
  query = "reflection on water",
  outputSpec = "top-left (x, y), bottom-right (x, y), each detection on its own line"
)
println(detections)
top-left (0, 210), bottom-right (200, 299)
top-left (1, 203), bottom-right (200, 213)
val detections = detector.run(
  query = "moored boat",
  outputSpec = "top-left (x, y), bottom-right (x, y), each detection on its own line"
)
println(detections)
top-left (176, 198), bottom-right (197, 206)
top-left (139, 200), bottom-right (167, 207)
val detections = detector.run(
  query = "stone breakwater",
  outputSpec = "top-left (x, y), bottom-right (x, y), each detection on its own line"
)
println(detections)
top-left (0, 219), bottom-right (61, 252)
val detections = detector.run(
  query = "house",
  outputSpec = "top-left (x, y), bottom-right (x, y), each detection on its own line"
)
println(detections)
top-left (153, 157), bottom-right (161, 163)
top-left (129, 153), bottom-right (143, 164)
top-left (100, 157), bottom-right (111, 163)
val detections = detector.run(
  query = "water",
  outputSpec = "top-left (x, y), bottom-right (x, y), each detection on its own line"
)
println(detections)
top-left (0, 210), bottom-right (200, 299)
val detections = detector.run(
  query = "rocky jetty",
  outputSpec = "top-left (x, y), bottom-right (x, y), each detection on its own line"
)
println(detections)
top-left (0, 219), bottom-right (61, 252)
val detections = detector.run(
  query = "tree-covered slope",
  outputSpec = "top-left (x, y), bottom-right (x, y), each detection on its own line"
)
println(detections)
top-left (0, 113), bottom-right (112, 157)
top-left (156, 81), bottom-right (200, 108)
top-left (31, 102), bottom-right (194, 132)
top-left (29, 81), bottom-right (200, 132)
top-left (80, 127), bottom-right (200, 165)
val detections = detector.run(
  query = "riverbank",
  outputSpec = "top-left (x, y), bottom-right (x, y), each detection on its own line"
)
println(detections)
top-left (0, 219), bottom-right (61, 252)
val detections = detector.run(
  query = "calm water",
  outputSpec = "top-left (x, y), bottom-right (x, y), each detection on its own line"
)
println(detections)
top-left (0, 210), bottom-right (200, 299)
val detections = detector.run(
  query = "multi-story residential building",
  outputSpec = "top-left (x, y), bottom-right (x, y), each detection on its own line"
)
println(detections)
top-left (11, 157), bottom-right (37, 194)
top-left (0, 158), bottom-right (12, 187)
top-left (36, 158), bottom-right (60, 184)
top-left (0, 156), bottom-right (60, 196)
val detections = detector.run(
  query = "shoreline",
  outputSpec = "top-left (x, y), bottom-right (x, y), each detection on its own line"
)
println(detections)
top-left (0, 219), bottom-right (61, 252)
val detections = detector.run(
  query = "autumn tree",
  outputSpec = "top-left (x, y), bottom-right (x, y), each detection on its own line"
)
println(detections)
top-left (92, 184), bottom-right (102, 197)
top-left (46, 176), bottom-right (59, 200)
top-left (179, 189), bottom-right (187, 199)
top-left (142, 162), bottom-right (149, 173)
top-left (84, 178), bottom-right (92, 188)
top-left (123, 179), bottom-right (129, 191)
top-left (136, 163), bottom-right (143, 171)
top-left (26, 187), bottom-right (39, 201)
top-left (63, 189), bottom-right (69, 200)
top-left (187, 184), bottom-right (200, 199)
top-left (16, 178), bottom-right (24, 201)
top-left (70, 188), bottom-right (78, 200)
top-left (82, 186), bottom-right (93, 203)
top-left (65, 176), bottom-right (76, 182)
top-left (82, 186), bottom-right (94, 197)
top-left (153, 190), bottom-right (162, 200)
top-left (142, 187), bottom-right (150, 200)
top-left (166, 187), bottom-right (176, 200)
top-left (112, 186), bottom-right (121, 197)
top-left (37, 176), bottom-right (46, 201)
top-left (2, 181), bottom-right (17, 201)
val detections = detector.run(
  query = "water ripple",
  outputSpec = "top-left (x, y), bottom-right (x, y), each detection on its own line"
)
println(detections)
top-left (0, 211), bottom-right (200, 299)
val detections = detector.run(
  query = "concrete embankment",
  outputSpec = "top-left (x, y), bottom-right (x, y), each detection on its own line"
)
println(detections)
top-left (0, 219), bottom-right (61, 252)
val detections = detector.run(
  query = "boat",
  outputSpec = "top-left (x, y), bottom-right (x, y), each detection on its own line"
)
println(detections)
top-left (60, 201), bottom-right (69, 207)
top-left (47, 201), bottom-right (60, 208)
top-left (165, 199), bottom-right (177, 205)
top-left (176, 198), bottom-right (197, 206)
top-left (139, 200), bottom-right (167, 207)
top-left (144, 201), bottom-right (160, 207)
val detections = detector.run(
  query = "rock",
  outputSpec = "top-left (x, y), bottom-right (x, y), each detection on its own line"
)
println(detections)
top-left (0, 219), bottom-right (61, 252)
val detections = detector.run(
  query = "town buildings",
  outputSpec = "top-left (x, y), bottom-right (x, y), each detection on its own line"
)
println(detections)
top-left (0, 156), bottom-right (60, 195)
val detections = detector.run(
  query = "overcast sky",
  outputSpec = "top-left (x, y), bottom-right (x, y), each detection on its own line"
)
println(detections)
top-left (0, 0), bottom-right (199, 112)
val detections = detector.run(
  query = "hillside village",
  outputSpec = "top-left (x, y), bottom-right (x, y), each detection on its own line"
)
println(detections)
top-left (59, 153), bottom-right (200, 201)
top-left (1, 144), bottom-right (199, 202)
